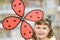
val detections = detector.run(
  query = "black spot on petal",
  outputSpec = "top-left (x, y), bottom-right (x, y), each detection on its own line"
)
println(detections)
top-left (6, 20), bottom-right (8, 22)
top-left (24, 33), bottom-right (26, 35)
top-left (37, 17), bottom-right (40, 19)
top-left (24, 25), bottom-right (26, 28)
top-left (18, 10), bottom-right (21, 12)
top-left (36, 12), bottom-right (38, 14)
top-left (14, 20), bottom-right (16, 22)
top-left (29, 31), bottom-right (31, 33)
top-left (30, 16), bottom-right (32, 18)
top-left (8, 25), bottom-right (11, 27)
top-left (19, 3), bottom-right (21, 5)
top-left (14, 5), bottom-right (16, 7)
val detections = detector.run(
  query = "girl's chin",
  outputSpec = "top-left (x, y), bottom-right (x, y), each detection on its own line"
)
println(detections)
top-left (37, 35), bottom-right (46, 39)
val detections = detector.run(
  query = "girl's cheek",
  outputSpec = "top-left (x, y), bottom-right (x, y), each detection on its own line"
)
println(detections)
top-left (43, 28), bottom-right (50, 33)
top-left (35, 28), bottom-right (40, 33)
top-left (46, 29), bottom-right (50, 34)
top-left (35, 28), bottom-right (39, 32)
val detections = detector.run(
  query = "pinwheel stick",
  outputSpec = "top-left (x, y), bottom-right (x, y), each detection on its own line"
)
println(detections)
top-left (25, 39), bottom-right (29, 40)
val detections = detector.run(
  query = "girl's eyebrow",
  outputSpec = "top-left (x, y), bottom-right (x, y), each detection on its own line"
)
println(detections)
top-left (36, 22), bottom-right (42, 25)
top-left (44, 23), bottom-right (49, 25)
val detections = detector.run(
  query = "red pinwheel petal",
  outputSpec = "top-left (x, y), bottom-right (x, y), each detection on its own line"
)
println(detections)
top-left (12, 0), bottom-right (25, 17)
top-left (25, 9), bottom-right (44, 21)
top-left (20, 20), bottom-right (33, 39)
top-left (2, 16), bottom-right (21, 30)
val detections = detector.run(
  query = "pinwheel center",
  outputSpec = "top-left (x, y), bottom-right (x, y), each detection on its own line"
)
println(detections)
top-left (21, 17), bottom-right (24, 21)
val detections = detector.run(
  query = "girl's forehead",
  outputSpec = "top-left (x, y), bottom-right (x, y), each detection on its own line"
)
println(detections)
top-left (35, 25), bottom-right (49, 28)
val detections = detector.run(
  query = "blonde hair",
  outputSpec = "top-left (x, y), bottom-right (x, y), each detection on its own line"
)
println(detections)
top-left (32, 19), bottom-right (54, 40)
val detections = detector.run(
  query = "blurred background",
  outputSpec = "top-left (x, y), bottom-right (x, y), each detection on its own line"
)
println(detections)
top-left (0, 0), bottom-right (60, 40)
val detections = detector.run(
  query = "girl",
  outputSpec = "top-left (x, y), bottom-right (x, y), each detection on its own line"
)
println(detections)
top-left (32, 18), bottom-right (56, 40)
top-left (26, 19), bottom-right (56, 40)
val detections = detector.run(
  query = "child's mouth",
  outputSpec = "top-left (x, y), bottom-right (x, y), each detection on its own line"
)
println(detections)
top-left (38, 33), bottom-right (45, 35)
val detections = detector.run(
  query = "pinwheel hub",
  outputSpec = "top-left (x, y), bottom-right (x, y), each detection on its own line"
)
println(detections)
top-left (21, 17), bottom-right (24, 21)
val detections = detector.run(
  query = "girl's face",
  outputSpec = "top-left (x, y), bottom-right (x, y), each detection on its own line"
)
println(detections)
top-left (34, 24), bottom-right (50, 39)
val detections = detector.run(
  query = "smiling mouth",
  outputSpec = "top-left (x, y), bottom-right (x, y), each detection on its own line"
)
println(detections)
top-left (38, 33), bottom-right (45, 35)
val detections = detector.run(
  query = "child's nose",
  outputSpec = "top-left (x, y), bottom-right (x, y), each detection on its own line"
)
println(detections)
top-left (39, 28), bottom-right (43, 32)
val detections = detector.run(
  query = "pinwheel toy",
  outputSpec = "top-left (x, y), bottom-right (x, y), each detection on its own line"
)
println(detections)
top-left (2, 0), bottom-right (44, 40)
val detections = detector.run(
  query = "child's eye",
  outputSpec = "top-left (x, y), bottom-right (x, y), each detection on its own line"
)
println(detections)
top-left (43, 28), bottom-right (46, 29)
top-left (37, 27), bottom-right (40, 29)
